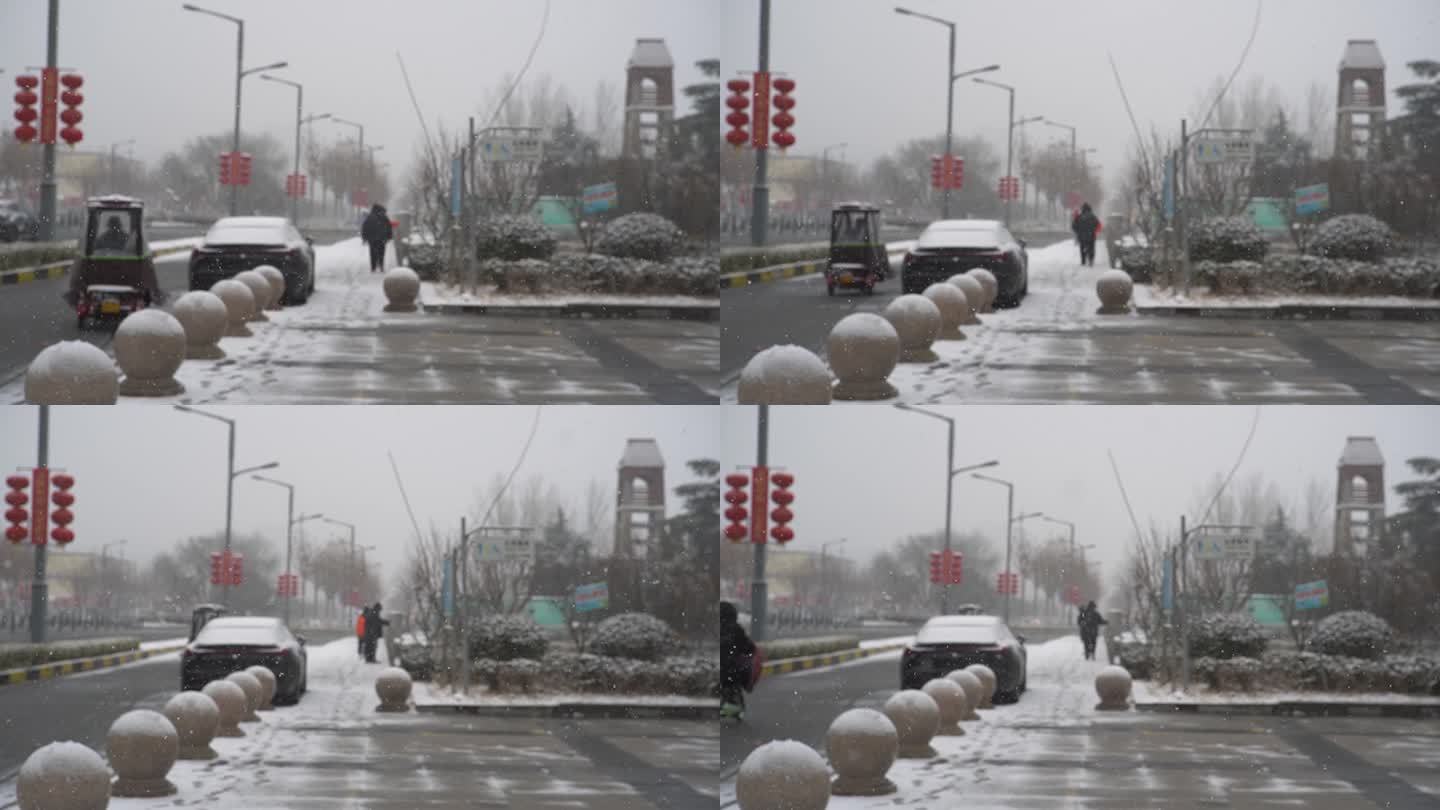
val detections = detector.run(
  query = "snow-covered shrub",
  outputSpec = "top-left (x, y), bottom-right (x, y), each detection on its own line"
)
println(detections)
top-left (483, 254), bottom-right (719, 296)
top-left (1188, 613), bottom-right (1268, 660)
top-left (466, 614), bottom-right (549, 662)
top-left (1309, 214), bottom-right (1393, 262)
top-left (405, 240), bottom-right (444, 281)
top-left (1308, 611), bottom-right (1394, 660)
top-left (1188, 217), bottom-right (1268, 263)
top-left (495, 659), bottom-right (543, 693)
top-left (1194, 259), bottom-right (1265, 295)
top-left (394, 641), bottom-right (435, 681)
top-left (1116, 245), bottom-right (1156, 283)
top-left (596, 213), bottom-right (685, 261)
top-left (1112, 642), bottom-right (1154, 680)
top-left (1381, 655), bottom-right (1440, 694)
top-left (1259, 651), bottom-right (1329, 690)
top-left (659, 655), bottom-right (721, 696)
top-left (484, 258), bottom-right (553, 294)
top-left (475, 215), bottom-right (557, 261)
top-left (587, 612), bottom-right (682, 662)
top-left (1195, 656), bottom-right (1261, 691)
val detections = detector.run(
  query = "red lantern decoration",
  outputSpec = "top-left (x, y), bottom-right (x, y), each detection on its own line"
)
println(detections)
top-left (725, 78), bottom-right (750, 150)
top-left (770, 77), bottom-right (795, 151)
top-left (769, 471), bottom-right (795, 544)
top-left (56, 73), bottom-right (82, 146)
top-left (4, 475), bottom-right (29, 544)
top-left (724, 472), bottom-right (750, 542)
top-left (49, 473), bottom-right (74, 545)
top-left (13, 76), bottom-right (40, 144)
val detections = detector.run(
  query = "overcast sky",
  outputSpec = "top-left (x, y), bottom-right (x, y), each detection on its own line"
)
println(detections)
top-left (721, 406), bottom-right (1440, 576)
top-left (721, 0), bottom-right (1439, 196)
top-left (1, 0), bottom-right (716, 182)
top-left (0, 405), bottom-right (716, 581)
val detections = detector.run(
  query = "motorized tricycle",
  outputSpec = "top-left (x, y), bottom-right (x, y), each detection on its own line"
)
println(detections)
top-left (824, 202), bottom-right (888, 296)
top-left (65, 195), bottom-right (164, 329)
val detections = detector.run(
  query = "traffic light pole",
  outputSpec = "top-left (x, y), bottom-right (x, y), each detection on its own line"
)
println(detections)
top-left (749, 405), bottom-right (769, 642)
top-left (28, 406), bottom-right (50, 644)
top-left (37, 0), bottom-right (59, 241)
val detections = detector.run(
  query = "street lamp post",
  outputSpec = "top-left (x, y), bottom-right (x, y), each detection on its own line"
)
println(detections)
top-left (250, 474), bottom-right (306, 624)
top-left (820, 143), bottom-right (848, 212)
top-left (971, 78), bottom-right (1016, 227)
top-left (99, 539), bottom-right (127, 617)
top-left (1013, 116), bottom-right (1044, 221)
top-left (820, 538), bottom-right (846, 618)
top-left (332, 118), bottom-right (364, 215)
top-left (970, 473), bottom-right (1016, 621)
top-left (173, 405), bottom-right (277, 604)
top-left (894, 404), bottom-right (998, 613)
top-left (181, 4), bottom-right (288, 216)
top-left (107, 139), bottom-right (136, 193)
top-left (1043, 119), bottom-right (1077, 217)
top-left (259, 74), bottom-right (305, 225)
top-left (300, 112), bottom-right (330, 217)
top-left (1039, 514), bottom-right (1076, 616)
top-left (321, 517), bottom-right (356, 613)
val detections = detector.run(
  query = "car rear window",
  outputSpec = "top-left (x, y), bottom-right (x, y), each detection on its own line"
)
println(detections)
top-left (205, 222), bottom-right (287, 246)
top-left (194, 623), bottom-right (282, 646)
top-left (916, 623), bottom-right (999, 644)
top-left (917, 225), bottom-right (998, 249)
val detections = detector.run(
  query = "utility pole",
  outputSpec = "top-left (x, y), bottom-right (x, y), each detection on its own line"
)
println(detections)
top-left (28, 406), bottom-right (50, 643)
top-left (459, 516), bottom-right (470, 689)
top-left (37, 0), bottom-right (59, 241)
top-left (750, 405), bottom-right (769, 641)
top-left (749, 0), bottom-right (771, 247)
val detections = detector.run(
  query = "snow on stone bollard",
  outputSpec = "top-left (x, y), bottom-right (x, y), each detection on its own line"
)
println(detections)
top-left (826, 708), bottom-right (897, 796)
top-left (881, 689), bottom-right (940, 759)
top-left (210, 279), bottom-right (256, 338)
top-left (375, 667), bottom-right (413, 712)
top-left (922, 282), bottom-right (969, 341)
top-left (881, 294), bottom-right (942, 363)
top-left (1095, 665), bottom-right (1133, 711)
top-left (383, 267), bottom-right (421, 313)
top-left (734, 739), bottom-right (830, 810)
top-left (945, 669), bottom-right (985, 721)
top-left (24, 341), bottom-right (118, 405)
top-left (225, 671), bottom-right (263, 722)
top-left (737, 345), bottom-right (832, 405)
top-left (966, 267), bottom-right (998, 313)
top-left (171, 291), bottom-right (228, 360)
top-left (15, 741), bottom-right (110, 810)
top-left (965, 664), bottom-right (997, 709)
top-left (106, 709), bottom-right (178, 798)
top-left (244, 666), bottom-right (277, 711)
top-left (922, 677), bottom-right (968, 736)
top-left (827, 313), bottom-right (899, 401)
top-left (233, 271), bottom-right (272, 321)
top-left (114, 310), bottom-right (186, 397)
top-left (162, 691), bottom-right (220, 760)
top-left (253, 265), bottom-right (286, 311)
top-left (946, 274), bottom-right (985, 324)
top-left (202, 680), bottom-right (247, 738)
top-left (1096, 269), bottom-right (1134, 315)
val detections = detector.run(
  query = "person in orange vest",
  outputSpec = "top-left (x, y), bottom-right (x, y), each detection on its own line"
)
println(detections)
top-left (355, 609), bottom-right (367, 659)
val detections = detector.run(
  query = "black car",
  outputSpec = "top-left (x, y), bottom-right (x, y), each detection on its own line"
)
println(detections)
top-left (900, 614), bottom-right (1028, 702)
top-left (900, 219), bottom-right (1029, 306)
top-left (0, 200), bottom-right (41, 242)
top-left (180, 616), bottom-right (309, 704)
top-left (189, 216), bottom-right (316, 304)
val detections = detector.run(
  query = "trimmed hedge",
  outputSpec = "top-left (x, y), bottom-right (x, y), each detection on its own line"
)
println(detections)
top-left (760, 635), bottom-right (861, 661)
top-left (484, 255), bottom-right (718, 297)
top-left (588, 613), bottom-right (682, 662)
top-left (1188, 613), bottom-right (1268, 660)
top-left (596, 213), bottom-right (686, 262)
top-left (0, 246), bottom-right (73, 274)
top-left (720, 245), bottom-right (828, 275)
top-left (466, 614), bottom-right (549, 662)
top-left (1194, 255), bottom-right (1440, 298)
top-left (475, 216), bottom-right (557, 261)
top-left (0, 637), bottom-right (141, 671)
top-left (1307, 610), bottom-right (1394, 660)
top-left (1310, 214), bottom-right (1393, 262)
top-left (1188, 216), bottom-right (1268, 263)
top-left (469, 652), bottom-right (719, 696)
top-left (1193, 651), bottom-right (1440, 694)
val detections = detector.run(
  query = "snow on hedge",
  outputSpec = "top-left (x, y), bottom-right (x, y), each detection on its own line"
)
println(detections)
top-left (587, 612), bottom-right (682, 662)
top-left (1193, 254), bottom-right (1440, 297)
top-left (596, 213), bottom-right (686, 262)
top-left (1309, 214), bottom-right (1393, 262)
top-left (475, 215), bottom-right (557, 261)
top-left (483, 254), bottom-right (718, 296)
top-left (1188, 216), bottom-right (1268, 263)
top-left (1188, 613), bottom-right (1268, 660)
top-left (466, 614), bottom-right (549, 661)
top-left (1307, 610), bottom-right (1395, 660)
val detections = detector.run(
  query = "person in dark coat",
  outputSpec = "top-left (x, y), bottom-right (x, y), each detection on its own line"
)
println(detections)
top-left (720, 601), bottom-right (755, 718)
top-left (363, 602), bottom-right (390, 663)
top-left (1071, 203), bottom-right (1101, 267)
top-left (1077, 600), bottom-right (1107, 660)
top-left (360, 204), bottom-right (393, 273)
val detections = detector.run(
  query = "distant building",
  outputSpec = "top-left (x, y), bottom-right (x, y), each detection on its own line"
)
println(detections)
top-left (1335, 39), bottom-right (1387, 161)
top-left (614, 438), bottom-right (665, 558)
top-left (1334, 436), bottom-right (1385, 556)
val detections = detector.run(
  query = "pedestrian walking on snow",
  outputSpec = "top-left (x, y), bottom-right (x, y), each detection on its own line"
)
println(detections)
top-left (1078, 600), bottom-right (1107, 660)
top-left (1072, 203), bottom-right (1101, 267)
top-left (363, 601), bottom-right (389, 663)
top-left (360, 203), bottom-right (393, 273)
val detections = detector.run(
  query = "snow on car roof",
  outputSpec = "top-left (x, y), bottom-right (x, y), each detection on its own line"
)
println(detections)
top-left (213, 216), bottom-right (288, 228)
top-left (927, 219), bottom-right (1000, 230)
top-left (206, 616), bottom-right (281, 627)
top-left (925, 615), bottom-right (1000, 626)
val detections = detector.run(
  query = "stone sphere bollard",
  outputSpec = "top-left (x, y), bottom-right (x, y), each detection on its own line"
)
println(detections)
top-left (947, 274), bottom-right (986, 324)
top-left (244, 666), bottom-right (277, 711)
top-left (881, 689), bottom-right (940, 759)
top-left (1095, 665), bottom-right (1134, 711)
top-left (966, 664), bottom-right (998, 709)
top-left (383, 267), bottom-right (421, 313)
top-left (202, 680), bottom-right (247, 737)
top-left (882, 294), bottom-right (942, 363)
top-left (210, 279), bottom-right (256, 338)
top-left (737, 345), bottom-right (833, 405)
top-left (233, 271), bottom-right (272, 321)
top-left (922, 677), bottom-right (968, 736)
top-left (945, 669), bottom-right (985, 721)
top-left (922, 282), bottom-right (969, 341)
top-left (225, 671), bottom-right (263, 722)
top-left (24, 341), bottom-right (118, 405)
top-left (107, 709), bottom-right (178, 798)
top-left (253, 265), bottom-right (286, 311)
top-left (375, 667), bottom-right (414, 712)
top-left (1096, 269), bottom-right (1134, 315)
top-left (114, 309), bottom-right (186, 397)
top-left (16, 741), bottom-right (110, 810)
top-left (162, 691), bottom-right (220, 760)
top-left (171, 291), bottom-right (229, 360)
top-left (826, 707), bottom-right (897, 796)
top-left (828, 313), bottom-right (899, 401)
top-left (966, 268), bottom-right (999, 313)
top-left (734, 739), bottom-right (830, 810)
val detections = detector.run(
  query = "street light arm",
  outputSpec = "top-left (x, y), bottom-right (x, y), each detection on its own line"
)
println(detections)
top-left (952, 64), bottom-right (1000, 83)
top-left (241, 61), bottom-right (287, 78)
top-left (972, 77), bottom-right (1013, 91)
top-left (182, 4), bottom-right (241, 25)
top-left (894, 7), bottom-right (955, 27)
top-left (232, 461), bottom-right (279, 479)
top-left (259, 74), bottom-right (300, 90)
top-left (950, 460), bottom-right (999, 478)
top-left (173, 404), bottom-right (233, 426)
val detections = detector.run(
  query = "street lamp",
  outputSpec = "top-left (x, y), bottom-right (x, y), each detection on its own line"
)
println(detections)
top-left (259, 74), bottom-right (306, 225)
top-left (321, 516), bottom-right (356, 612)
top-left (895, 6), bottom-right (998, 219)
top-left (820, 538), bottom-right (847, 617)
top-left (332, 118), bottom-right (364, 212)
top-left (971, 77), bottom-right (1017, 228)
top-left (970, 473), bottom-right (1017, 621)
top-left (894, 403), bottom-right (999, 612)
top-left (107, 139), bottom-right (136, 193)
top-left (1039, 515), bottom-right (1077, 606)
top-left (821, 143), bottom-right (848, 210)
top-left (181, 4), bottom-right (287, 216)
top-left (1043, 119), bottom-right (1077, 215)
top-left (99, 539), bottom-right (127, 613)
top-left (173, 405), bottom-right (277, 604)
top-left (251, 474), bottom-right (305, 623)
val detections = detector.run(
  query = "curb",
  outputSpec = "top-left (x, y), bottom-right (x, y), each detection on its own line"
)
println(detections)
top-left (762, 643), bottom-right (906, 677)
top-left (0, 644), bottom-right (185, 687)
top-left (723, 259), bottom-right (827, 289)
top-left (421, 301), bottom-right (720, 322)
top-left (1134, 303), bottom-right (1440, 321)
top-left (0, 245), bottom-right (198, 287)
top-left (1135, 700), bottom-right (1440, 718)
top-left (413, 702), bottom-right (714, 719)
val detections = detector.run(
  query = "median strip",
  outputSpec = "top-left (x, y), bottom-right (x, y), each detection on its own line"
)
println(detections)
top-left (0, 643), bottom-right (185, 687)
top-left (0, 243), bottom-right (198, 287)
top-left (762, 642), bottom-right (906, 677)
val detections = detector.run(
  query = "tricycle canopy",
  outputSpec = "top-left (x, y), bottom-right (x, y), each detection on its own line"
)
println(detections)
top-left (65, 195), bottom-right (162, 306)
